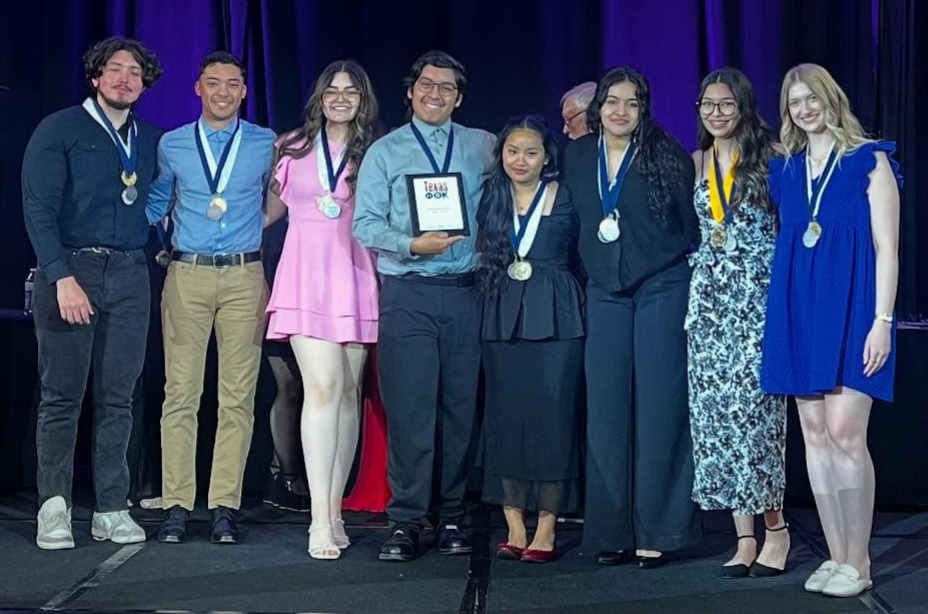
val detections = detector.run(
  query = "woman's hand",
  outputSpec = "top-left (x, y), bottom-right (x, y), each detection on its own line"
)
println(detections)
top-left (862, 321), bottom-right (892, 377)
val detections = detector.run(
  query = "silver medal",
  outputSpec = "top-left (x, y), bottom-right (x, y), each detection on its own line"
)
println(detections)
top-left (121, 185), bottom-right (138, 205)
top-left (207, 195), bottom-right (228, 221)
top-left (802, 220), bottom-right (822, 249)
top-left (507, 260), bottom-right (533, 281)
top-left (723, 231), bottom-right (737, 253)
top-left (317, 194), bottom-right (342, 219)
top-left (597, 216), bottom-right (620, 243)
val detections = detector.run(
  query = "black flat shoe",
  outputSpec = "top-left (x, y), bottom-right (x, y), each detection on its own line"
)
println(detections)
top-left (157, 506), bottom-right (189, 544)
top-left (597, 550), bottom-right (630, 566)
top-left (210, 507), bottom-right (240, 544)
top-left (379, 524), bottom-right (419, 562)
top-left (721, 563), bottom-right (750, 579)
top-left (637, 554), bottom-right (664, 569)
top-left (438, 524), bottom-right (472, 555)
top-left (749, 523), bottom-right (789, 578)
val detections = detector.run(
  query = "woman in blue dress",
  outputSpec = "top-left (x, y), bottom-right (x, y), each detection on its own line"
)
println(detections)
top-left (762, 63), bottom-right (902, 598)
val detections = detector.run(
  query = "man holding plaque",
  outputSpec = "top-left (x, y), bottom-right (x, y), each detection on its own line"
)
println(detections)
top-left (353, 50), bottom-right (495, 562)
top-left (146, 51), bottom-right (275, 545)
top-left (22, 36), bottom-right (162, 549)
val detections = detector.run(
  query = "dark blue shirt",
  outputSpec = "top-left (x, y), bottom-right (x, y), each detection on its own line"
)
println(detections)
top-left (22, 102), bottom-right (161, 283)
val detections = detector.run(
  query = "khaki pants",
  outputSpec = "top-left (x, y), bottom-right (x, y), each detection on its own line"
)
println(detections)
top-left (160, 260), bottom-right (267, 510)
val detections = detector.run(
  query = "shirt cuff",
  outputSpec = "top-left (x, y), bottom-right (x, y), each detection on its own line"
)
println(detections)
top-left (42, 257), bottom-right (72, 285)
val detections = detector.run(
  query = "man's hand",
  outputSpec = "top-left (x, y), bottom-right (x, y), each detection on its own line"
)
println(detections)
top-left (410, 232), bottom-right (465, 255)
top-left (56, 276), bottom-right (94, 324)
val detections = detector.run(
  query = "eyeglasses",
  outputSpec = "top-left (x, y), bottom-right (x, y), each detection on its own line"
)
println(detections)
top-left (563, 109), bottom-right (586, 127)
top-left (322, 88), bottom-right (361, 102)
top-left (415, 78), bottom-right (458, 96)
top-left (697, 99), bottom-right (738, 116)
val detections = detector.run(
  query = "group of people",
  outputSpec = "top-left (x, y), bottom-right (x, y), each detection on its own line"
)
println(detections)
top-left (22, 34), bottom-right (900, 600)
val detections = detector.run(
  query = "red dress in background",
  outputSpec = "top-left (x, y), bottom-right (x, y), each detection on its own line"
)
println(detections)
top-left (343, 349), bottom-right (391, 512)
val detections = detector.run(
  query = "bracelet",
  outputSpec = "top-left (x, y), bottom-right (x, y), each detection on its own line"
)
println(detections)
top-left (875, 312), bottom-right (893, 323)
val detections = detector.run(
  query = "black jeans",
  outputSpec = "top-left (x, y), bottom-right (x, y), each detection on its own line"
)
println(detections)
top-left (34, 249), bottom-right (150, 511)
top-left (378, 275), bottom-right (482, 527)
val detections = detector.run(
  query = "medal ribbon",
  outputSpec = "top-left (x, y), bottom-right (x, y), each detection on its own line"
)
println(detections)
top-left (195, 119), bottom-right (242, 196)
top-left (804, 145), bottom-right (840, 222)
top-left (318, 124), bottom-right (350, 193)
top-left (510, 181), bottom-right (549, 258)
top-left (708, 146), bottom-right (739, 224)
top-left (87, 98), bottom-right (138, 178)
top-left (410, 122), bottom-right (454, 173)
top-left (597, 135), bottom-right (637, 217)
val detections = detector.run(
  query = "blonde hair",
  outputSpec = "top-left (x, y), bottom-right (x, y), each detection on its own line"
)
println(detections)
top-left (779, 63), bottom-right (873, 155)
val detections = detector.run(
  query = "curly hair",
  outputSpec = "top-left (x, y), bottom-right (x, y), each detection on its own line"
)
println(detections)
top-left (779, 63), bottom-right (872, 155)
top-left (277, 60), bottom-right (381, 195)
top-left (477, 115), bottom-right (560, 299)
top-left (83, 36), bottom-right (163, 91)
top-left (587, 66), bottom-right (688, 222)
top-left (696, 67), bottom-right (777, 210)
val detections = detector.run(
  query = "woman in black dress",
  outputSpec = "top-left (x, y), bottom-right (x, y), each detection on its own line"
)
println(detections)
top-left (564, 67), bottom-right (701, 567)
top-left (477, 115), bottom-right (584, 563)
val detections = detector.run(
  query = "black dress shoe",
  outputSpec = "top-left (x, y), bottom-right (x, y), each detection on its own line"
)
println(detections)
top-left (597, 550), bottom-right (630, 566)
top-left (158, 506), bottom-right (189, 544)
top-left (637, 554), bottom-right (665, 569)
top-left (379, 524), bottom-right (420, 562)
top-left (210, 507), bottom-right (240, 544)
top-left (748, 561), bottom-right (785, 577)
top-left (437, 524), bottom-right (472, 555)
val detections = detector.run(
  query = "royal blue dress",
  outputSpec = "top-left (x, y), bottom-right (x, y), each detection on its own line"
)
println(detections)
top-left (761, 142), bottom-right (902, 402)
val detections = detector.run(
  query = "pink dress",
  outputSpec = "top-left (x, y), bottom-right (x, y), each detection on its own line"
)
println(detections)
top-left (266, 139), bottom-right (378, 343)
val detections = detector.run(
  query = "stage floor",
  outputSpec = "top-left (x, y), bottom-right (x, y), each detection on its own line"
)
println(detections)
top-left (1, 491), bottom-right (926, 613)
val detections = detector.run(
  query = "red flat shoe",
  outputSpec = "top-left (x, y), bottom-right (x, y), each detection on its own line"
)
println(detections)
top-left (521, 548), bottom-right (556, 563)
top-left (495, 542), bottom-right (526, 560)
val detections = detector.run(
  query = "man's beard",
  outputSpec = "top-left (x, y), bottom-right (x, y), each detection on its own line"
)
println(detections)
top-left (98, 91), bottom-right (133, 111)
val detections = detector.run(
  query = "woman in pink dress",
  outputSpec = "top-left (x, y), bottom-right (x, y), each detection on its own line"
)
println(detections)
top-left (265, 60), bottom-right (380, 560)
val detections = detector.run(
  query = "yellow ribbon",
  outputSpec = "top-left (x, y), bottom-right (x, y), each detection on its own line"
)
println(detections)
top-left (707, 146), bottom-right (739, 223)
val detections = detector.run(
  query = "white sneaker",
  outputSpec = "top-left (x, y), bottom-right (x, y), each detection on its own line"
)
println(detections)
top-left (804, 560), bottom-right (839, 592)
top-left (37, 496), bottom-right (74, 550)
top-left (91, 510), bottom-right (146, 544)
top-left (821, 563), bottom-right (873, 597)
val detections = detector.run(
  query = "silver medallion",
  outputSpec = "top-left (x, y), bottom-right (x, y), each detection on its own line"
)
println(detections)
top-left (121, 185), bottom-right (138, 206)
top-left (507, 259), bottom-right (533, 281)
top-left (597, 216), bottom-right (620, 243)
top-left (802, 220), bottom-right (822, 249)
top-left (207, 195), bottom-right (228, 221)
top-left (317, 194), bottom-right (342, 219)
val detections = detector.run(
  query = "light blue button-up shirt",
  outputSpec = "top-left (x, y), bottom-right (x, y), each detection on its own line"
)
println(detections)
top-left (353, 116), bottom-right (496, 276)
top-left (146, 118), bottom-right (276, 254)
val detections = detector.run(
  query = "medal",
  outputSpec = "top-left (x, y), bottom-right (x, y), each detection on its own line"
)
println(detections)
top-left (598, 135), bottom-right (637, 246)
top-left (598, 216), bottom-right (620, 243)
top-left (507, 259), bottom-right (533, 281)
top-left (723, 231), bottom-right (737, 253)
top-left (207, 195), bottom-right (228, 220)
top-left (317, 193), bottom-right (342, 219)
top-left (709, 226), bottom-right (728, 249)
top-left (120, 170), bottom-right (138, 204)
top-left (155, 249), bottom-right (172, 268)
top-left (802, 220), bottom-right (822, 248)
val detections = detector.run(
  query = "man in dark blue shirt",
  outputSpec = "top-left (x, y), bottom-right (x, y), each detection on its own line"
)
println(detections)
top-left (22, 36), bottom-right (163, 550)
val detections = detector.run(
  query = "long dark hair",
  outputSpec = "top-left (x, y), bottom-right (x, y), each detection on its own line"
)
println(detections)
top-left (277, 60), bottom-right (381, 194)
top-left (477, 115), bottom-right (560, 299)
top-left (587, 66), bottom-right (687, 221)
top-left (696, 67), bottom-right (776, 209)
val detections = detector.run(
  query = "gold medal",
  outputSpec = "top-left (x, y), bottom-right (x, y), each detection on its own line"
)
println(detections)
top-left (709, 226), bottom-right (728, 249)
top-left (120, 171), bottom-right (138, 187)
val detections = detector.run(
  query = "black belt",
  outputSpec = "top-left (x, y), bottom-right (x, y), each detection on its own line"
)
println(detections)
top-left (172, 251), bottom-right (261, 267)
top-left (397, 272), bottom-right (476, 287)
top-left (71, 246), bottom-right (137, 255)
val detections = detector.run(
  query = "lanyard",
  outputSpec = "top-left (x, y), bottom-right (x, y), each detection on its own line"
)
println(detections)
top-left (708, 145), bottom-right (738, 225)
top-left (597, 135), bottom-right (637, 217)
top-left (194, 119), bottom-right (242, 196)
top-left (319, 125), bottom-right (349, 193)
top-left (410, 122), bottom-right (454, 173)
top-left (804, 145), bottom-right (840, 221)
top-left (89, 98), bottom-right (138, 177)
top-left (510, 181), bottom-right (548, 258)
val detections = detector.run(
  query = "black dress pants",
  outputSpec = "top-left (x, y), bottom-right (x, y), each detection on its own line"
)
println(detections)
top-left (582, 259), bottom-right (701, 553)
top-left (378, 274), bottom-right (481, 527)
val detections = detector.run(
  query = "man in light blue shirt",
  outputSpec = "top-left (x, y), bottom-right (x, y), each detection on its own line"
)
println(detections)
top-left (145, 51), bottom-right (275, 546)
top-left (353, 50), bottom-right (495, 562)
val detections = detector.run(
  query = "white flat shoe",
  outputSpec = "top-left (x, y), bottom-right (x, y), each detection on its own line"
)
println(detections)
top-left (804, 560), bottom-right (839, 593)
top-left (821, 563), bottom-right (873, 597)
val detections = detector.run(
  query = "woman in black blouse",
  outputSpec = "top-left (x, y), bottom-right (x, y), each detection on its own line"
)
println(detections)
top-left (563, 67), bottom-right (701, 567)
top-left (477, 115), bottom-right (584, 564)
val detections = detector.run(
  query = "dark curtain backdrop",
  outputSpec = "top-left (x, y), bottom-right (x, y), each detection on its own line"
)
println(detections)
top-left (0, 0), bottom-right (925, 316)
